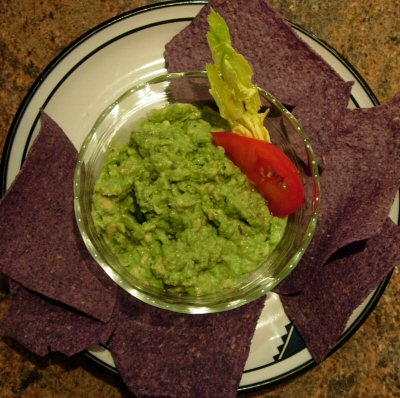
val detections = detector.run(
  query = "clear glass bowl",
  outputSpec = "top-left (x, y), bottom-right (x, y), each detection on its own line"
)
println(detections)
top-left (74, 71), bottom-right (320, 314)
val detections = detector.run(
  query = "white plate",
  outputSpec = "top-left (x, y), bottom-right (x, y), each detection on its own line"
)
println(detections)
top-left (1, 0), bottom-right (398, 392)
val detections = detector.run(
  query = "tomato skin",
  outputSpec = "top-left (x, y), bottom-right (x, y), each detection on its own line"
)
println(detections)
top-left (212, 132), bottom-right (304, 217)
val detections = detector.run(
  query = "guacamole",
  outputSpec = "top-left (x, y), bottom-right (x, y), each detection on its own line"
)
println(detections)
top-left (92, 103), bottom-right (286, 295)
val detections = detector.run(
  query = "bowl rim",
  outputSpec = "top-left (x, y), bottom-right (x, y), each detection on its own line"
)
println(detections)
top-left (74, 70), bottom-right (321, 314)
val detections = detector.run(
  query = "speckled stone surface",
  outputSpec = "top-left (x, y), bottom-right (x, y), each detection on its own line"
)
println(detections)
top-left (0, 1), bottom-right (399, 397)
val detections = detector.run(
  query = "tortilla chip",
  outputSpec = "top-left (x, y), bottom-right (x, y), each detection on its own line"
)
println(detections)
top-left (0, 280), bottom-right (117, 357)
top-left (281, 217), bottom-right (400, 363)
top-left (108, 290), bottom-right (265, 398)
top-left (165, 0), bottom-right (349, 108)
top-left (292, 79), bottom-right (354, 165)
top-left (0, 112), bottom-right (117, 322)
top-left (278, 95), bottom-right (400, 294)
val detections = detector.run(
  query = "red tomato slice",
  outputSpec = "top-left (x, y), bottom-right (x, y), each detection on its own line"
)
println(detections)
top-left (212, 132), bottom-right (304, 217)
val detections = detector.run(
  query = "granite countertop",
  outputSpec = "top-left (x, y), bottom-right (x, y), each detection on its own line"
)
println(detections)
top-left (0, 1), bottom-right (399, 397)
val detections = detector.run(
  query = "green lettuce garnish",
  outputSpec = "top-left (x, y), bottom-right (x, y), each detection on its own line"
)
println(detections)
top-left (206, 9), bottom-right (270, 142)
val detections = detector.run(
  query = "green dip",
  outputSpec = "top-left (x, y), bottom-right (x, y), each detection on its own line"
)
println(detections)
top-left (92, 103), bottom-right (286, 295)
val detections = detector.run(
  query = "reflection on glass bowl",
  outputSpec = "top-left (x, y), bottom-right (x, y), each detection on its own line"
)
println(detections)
top-left (74, 71), bottom-right (320, 314)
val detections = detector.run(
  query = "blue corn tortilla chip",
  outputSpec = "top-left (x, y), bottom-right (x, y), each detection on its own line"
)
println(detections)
top-left (0, 112), bottom-right (117, 322)
top-left (278, 95), bottom-right (400, 294)
top-left (108, 290), bottom-right (265, 398)
top-left (281, 217), bottom-right (400, 363)
top-left (165, 0), bottom-right (349, 108)
top-left (292, 79), bottom-right (354, 166)
top-left (0, 280), bottom-right (118, 357)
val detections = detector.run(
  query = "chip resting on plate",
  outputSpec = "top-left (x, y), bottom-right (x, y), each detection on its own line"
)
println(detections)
top-left (108, 290), bottom-right (265, 398)
top-left (164, 0), bottom-right (351, 109)
top-left (278, 95), bottom-right (400, 294)
top-left (291, 79), bottom-right (354, 165)
top-left (281, 217), bottom-right (400, 363)
top-left (0, 112), bottom-right (117, 322)
top-left (0, 280), bottom-right (117, 357)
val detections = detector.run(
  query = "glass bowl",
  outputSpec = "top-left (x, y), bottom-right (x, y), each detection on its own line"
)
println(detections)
top-left (74, 71), bottom-right (320, 314)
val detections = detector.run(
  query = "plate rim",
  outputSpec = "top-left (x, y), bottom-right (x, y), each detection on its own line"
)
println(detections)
top-left (0, 0), bottom-right (397, 393)
top-left (0, 0), bottom-right (207, 193)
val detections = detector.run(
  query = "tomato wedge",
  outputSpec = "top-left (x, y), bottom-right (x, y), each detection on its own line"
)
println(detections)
top-left (212, 132), bottom-right (304, 217)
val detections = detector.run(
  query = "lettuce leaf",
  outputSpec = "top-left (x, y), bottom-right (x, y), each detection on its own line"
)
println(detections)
top-left (206, 9), bottom-right (270, 142)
